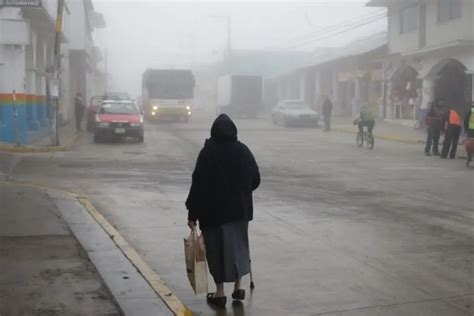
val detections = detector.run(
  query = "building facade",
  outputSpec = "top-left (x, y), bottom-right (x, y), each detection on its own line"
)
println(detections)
top-left (274, 33), bottom-right (387, 117)
top-left (368, 0), bottom-right (474, 120)
top-left (0, 0), bottom-right (104, 145)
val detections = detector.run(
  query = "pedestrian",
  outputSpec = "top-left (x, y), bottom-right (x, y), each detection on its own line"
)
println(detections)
top-left (464, 102), bottom-right (474, 138)
top-left (440, 103), bottom-right (462, 159)
top-left (424, 101), bottom-right (444, 156)
top-left (186, 114), bottom-right (260, 308)
top-left (322, 95), bottom-right (333, 131)
top-left (74, 93), bottom-right (85, 132)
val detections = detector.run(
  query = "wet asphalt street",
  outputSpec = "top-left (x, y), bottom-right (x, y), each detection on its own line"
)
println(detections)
top-left (6, 111), bottom-right (474, 315)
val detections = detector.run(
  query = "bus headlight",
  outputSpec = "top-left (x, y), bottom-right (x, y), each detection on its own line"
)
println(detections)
top-left (151, 112), bottom-right (156, 116)
top-left (188, 111), bottom-right (192, 116)
top-left (186, 106), bottom-right (191, 110)
top-left (152, 106), bottom-right (158, 110)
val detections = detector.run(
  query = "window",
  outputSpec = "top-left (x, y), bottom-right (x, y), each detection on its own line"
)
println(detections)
top-left (400, 6), bottom-right (418, 33)
top-left (438, 0), bottom-right (462, 22)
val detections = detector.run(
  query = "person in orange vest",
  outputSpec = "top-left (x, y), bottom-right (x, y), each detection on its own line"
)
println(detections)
top-left (440, 103), bottom-right (462, 159)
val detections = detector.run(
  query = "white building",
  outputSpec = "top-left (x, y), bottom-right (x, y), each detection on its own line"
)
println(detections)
top-left (367, 0), bottom-right (474, 120)
top-left (0, 0), bottom-right (104, 144)
top-left (64, 0), bottom-right (105, 122)
top-left (273, 33), bottom-right (387, 117)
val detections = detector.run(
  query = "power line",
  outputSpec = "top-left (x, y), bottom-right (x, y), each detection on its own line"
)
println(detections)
top-left (280, 9), bottom-right (386, 48)
top-left (283, 13), bottom-right (387, 50)
top-left (271, 9), bottom-right (387, 50)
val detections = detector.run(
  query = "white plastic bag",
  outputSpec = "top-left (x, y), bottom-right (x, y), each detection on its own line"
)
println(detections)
top-left (184, 229), bottom-right (208, 295)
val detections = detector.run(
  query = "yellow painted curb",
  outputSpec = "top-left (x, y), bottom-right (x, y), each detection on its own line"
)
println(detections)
top-left (332, 127), bottom-right (421, 145)
top-left (77, 197), bottom-right (192, 316)
top-left (0, 132), bottom-right (81, 153)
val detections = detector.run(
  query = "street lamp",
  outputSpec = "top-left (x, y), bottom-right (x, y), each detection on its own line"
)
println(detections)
top-left (211, 15), bottom-right (232, 73)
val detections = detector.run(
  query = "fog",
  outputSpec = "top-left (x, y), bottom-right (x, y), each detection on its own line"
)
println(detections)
top-left (3, 1), bottom-right (473, 314)
top-left (93, 0), bottom-right (385, 97)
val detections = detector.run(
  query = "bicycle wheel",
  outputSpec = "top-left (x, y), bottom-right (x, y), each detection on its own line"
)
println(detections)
top-left (367, 133), bottom-right (374, 149)
top-left (356, 132), bottom-right (364, 147)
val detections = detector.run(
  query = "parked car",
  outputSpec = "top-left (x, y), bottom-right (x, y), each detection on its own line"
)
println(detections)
top-left (94, 100), bottom-right (144, 143)
top-left (272, 100), bottom-right (319, 127)
top-left (87, 96), bottom-right (105, 131)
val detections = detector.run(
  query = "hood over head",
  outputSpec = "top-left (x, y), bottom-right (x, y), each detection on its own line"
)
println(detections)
top-left (210, 114), bottom-right (238, 142)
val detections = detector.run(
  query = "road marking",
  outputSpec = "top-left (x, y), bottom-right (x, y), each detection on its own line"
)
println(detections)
top-left (4, 179), bottom-right (192, 316)
top-left (78, 197), bottom-right (192, 316)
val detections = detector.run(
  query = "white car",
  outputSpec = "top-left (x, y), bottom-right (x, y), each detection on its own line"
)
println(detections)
top-left (272, 100), bottom-right (319, 127)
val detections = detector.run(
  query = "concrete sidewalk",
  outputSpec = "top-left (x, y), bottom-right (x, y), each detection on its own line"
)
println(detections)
top-left (0, 120), bottom-right (81, 152)
top-left (34, 119), bottom-right (80, 147)
top-left (0, 181), bottom-right (121, 315)
top-left (331, 116), bottom-right (426, 144)
top-left (0, 180), bottom-right (176, 316)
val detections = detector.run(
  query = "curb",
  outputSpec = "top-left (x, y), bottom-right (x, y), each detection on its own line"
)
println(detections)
top-left (6, 179), bottom-right (192, 316)
top-left (77, 197), bottom-right (192, 316)
top-left (0, 132), bottom-right (82, 153)
top-left (332, 127), bottom-right (423, 145)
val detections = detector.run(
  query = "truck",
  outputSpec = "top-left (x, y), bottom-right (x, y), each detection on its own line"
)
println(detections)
top-left (217, 74), bottom-right (263, 118)
top-left (142, 69), bottom-right (195, 122)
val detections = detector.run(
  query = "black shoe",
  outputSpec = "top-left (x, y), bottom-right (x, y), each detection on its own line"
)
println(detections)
top-left (425, 152), bottom-right (431, 157)
top-left (440, 155), bottom-right (447, 159)
top-left (450, 155), bottom-right (456, 159)
top-left (432, 152), bottom-right (440, 156)
top-left (231, 289), bottom-right (245, 301)
top-left (207, 293), bottom-right (226, 307)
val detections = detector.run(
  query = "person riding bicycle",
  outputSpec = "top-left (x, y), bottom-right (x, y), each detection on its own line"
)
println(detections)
top-left (353, 104), bottom-right (376, 135)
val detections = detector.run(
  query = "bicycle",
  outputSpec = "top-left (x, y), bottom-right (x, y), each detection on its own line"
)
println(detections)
top-left (356, 126), bottom-right (375, 149)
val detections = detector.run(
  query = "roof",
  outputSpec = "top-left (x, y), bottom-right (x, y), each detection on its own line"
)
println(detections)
top-left (274, 31), bottom-right (387, 78)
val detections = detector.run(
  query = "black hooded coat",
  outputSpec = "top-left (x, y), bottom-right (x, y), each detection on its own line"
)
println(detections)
top-left (186, 114), bottom-right (260, 229)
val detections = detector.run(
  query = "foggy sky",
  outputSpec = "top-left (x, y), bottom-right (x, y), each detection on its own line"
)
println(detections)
top-left (92, 0), bottom-right (385, 97)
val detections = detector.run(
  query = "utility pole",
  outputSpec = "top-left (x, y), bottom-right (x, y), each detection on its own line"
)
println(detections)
top-left (52, 0), bottom-right (65, 146)
top-left (104, 48), bottom-right (108, 95)
top-left (226, 16), bottom-right (232, 73)
top-left (13, 90), bottom-right (19, 146)
top-left (211, 16), bottom-right (232, 73)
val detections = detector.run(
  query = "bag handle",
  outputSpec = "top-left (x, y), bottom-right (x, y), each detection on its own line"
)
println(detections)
top-left (192, 228), bottom-right (206, 262)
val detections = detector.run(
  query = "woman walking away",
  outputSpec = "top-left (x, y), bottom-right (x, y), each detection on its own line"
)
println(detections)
top-left (186, 114), bottom-right (260, 308)
top-left (424, 101), bottom-right (444, 156)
